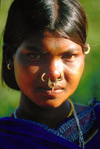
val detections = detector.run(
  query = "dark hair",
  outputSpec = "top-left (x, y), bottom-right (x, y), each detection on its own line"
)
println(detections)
top-left (2, 0), bottom-right (88, 90)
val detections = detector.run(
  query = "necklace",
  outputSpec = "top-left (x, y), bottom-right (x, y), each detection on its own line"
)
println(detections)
top-left (67, 99), bottom-right (74, 117)
top-left (14, 107), bottom-right (18, 119)
top-left (14, 99), bottom-right (74, 119)
top-left (67, 99), bottom-right (84, 148)
top-left (14, 101), bottom-right (84, 149)
top-left (73, 109), bottom-right (85, 149)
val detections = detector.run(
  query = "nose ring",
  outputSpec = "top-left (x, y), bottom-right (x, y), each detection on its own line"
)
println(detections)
top-left (41, 73), bottom-right (47, 82)
top-left (48, 78), bottom-right (57, 92)
top-left (57, 71), bottom-right (64, 81)
top-left (41, 72), bottom-right (64, 92)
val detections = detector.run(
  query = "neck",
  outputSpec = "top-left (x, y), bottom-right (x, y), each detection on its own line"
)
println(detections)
top-left (17, 92), bottom-right (71, 128)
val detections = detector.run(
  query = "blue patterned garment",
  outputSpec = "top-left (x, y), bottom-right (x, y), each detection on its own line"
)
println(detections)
top-left (0, 99), bottom-right (100, 149)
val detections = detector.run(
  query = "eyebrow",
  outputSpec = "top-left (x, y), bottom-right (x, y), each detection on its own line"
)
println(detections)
top-left (25, 46), bottom-right (48, 54)
top-left (65, 47), bottom-right (81, 53)
top-left (25, 46), bottom-right (40, 51)
top-left (24, 46), bottom-right (81, 54)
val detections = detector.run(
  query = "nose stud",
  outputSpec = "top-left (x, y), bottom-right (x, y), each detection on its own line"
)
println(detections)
top-left (41, 72), bottom-right (64, 92)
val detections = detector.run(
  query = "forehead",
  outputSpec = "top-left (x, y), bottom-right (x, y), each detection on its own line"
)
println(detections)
top-left (19, 31), bottom-right (81, 53)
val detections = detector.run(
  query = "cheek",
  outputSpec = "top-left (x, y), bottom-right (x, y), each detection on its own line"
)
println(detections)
top-left (14, 59), bottom-right (39, 88)
top-left (28, 66), bottom-right (39, 74)
top-left (64, 60), bottom-right (84, 84)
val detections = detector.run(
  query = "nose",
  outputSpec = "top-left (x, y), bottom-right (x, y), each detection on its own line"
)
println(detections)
top-left (44, 60), bottom-right (63, 81)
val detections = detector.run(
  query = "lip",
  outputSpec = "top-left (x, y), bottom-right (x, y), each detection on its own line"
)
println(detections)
top-left (36, 86), bottom-right (64, 97)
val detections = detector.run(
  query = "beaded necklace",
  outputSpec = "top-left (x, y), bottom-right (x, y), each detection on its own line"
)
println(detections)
top-left (14, 99), bottom-right (84, 148)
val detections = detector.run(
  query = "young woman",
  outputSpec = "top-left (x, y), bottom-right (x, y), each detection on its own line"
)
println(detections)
top-left (0, 0), bottom-right (100, 148)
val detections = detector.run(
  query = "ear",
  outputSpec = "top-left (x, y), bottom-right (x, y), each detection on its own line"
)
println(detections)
top-left (83, 43), bottom-right (90, 55)
top-left (3, 43), bottom-right (14, 70)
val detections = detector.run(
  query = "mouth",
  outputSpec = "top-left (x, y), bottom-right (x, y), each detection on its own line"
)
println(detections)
top-left (36, 86), bottom-right (64, 96)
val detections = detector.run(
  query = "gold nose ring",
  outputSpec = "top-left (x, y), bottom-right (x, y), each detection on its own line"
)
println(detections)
top-left (48, 78), bottom-right (57, 92)
top-left (41, 72), bottom-right (64, 82)
top-left (57, 71), bottom-right (64, 81)
top-left (41, 72), bottom-right (64, 92)
top-left (41, 73), bottom-right (47, 82)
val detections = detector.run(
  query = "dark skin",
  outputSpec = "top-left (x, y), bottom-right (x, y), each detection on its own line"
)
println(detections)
top-left (16, 93), bottom-right (86, 128)
top-left (11, 31), bottom-right (86, 128)
top-left (17, 93), bottom-right (71, 128)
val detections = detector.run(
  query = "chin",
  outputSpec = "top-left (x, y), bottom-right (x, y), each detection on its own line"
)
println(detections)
top-left (39, 100), bottom-right (63, 109)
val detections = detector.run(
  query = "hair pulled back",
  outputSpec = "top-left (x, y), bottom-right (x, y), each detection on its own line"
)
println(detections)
top-left (2, 0), bottom-right (88, 90)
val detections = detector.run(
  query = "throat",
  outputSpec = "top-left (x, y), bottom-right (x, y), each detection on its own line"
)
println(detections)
top-left (16, 97), bottom-right (71, 128)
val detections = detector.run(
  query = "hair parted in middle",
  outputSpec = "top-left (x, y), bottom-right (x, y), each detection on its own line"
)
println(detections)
top-left (2, 0), bottom-right (88, 90)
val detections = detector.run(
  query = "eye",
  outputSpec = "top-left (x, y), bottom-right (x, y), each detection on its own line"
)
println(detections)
top-left (62, 53), bottom-right (76, 61)
top-left (27, 53), bottom-right (41, 60)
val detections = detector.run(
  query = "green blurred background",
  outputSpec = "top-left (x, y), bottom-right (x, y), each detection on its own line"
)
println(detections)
top-left (0, 0), bottom-right (100, 117)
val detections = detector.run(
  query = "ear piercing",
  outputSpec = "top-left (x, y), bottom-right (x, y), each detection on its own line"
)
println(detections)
top-left (85, 44), bottom-right (90, 54)
top-left (7, 63), bottom-right (12, 70)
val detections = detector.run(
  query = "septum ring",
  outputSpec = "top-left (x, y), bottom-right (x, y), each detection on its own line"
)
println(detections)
top-left (41, 72), bottom-right (64, 92)
top-left (48, 78), bottom-right (57, 92)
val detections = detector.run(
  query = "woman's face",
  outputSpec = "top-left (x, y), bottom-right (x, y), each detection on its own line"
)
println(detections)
top-left (14, 31), bottom-right (85, 108)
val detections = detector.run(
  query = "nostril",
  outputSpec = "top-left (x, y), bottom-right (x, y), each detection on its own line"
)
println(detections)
top-left (57, 71), bottom-right (64, 81)
top-left (41, 71), bottom-right (64, 83)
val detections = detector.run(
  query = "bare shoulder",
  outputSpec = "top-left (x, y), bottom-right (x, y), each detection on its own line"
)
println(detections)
top-left (74, 102), bottom-right (88, 114)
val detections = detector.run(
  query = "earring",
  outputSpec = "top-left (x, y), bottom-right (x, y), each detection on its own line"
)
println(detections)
top-left (7, 63), bottom-right (12, 70)
top-left (85, 44), bottom-right (90, 54)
